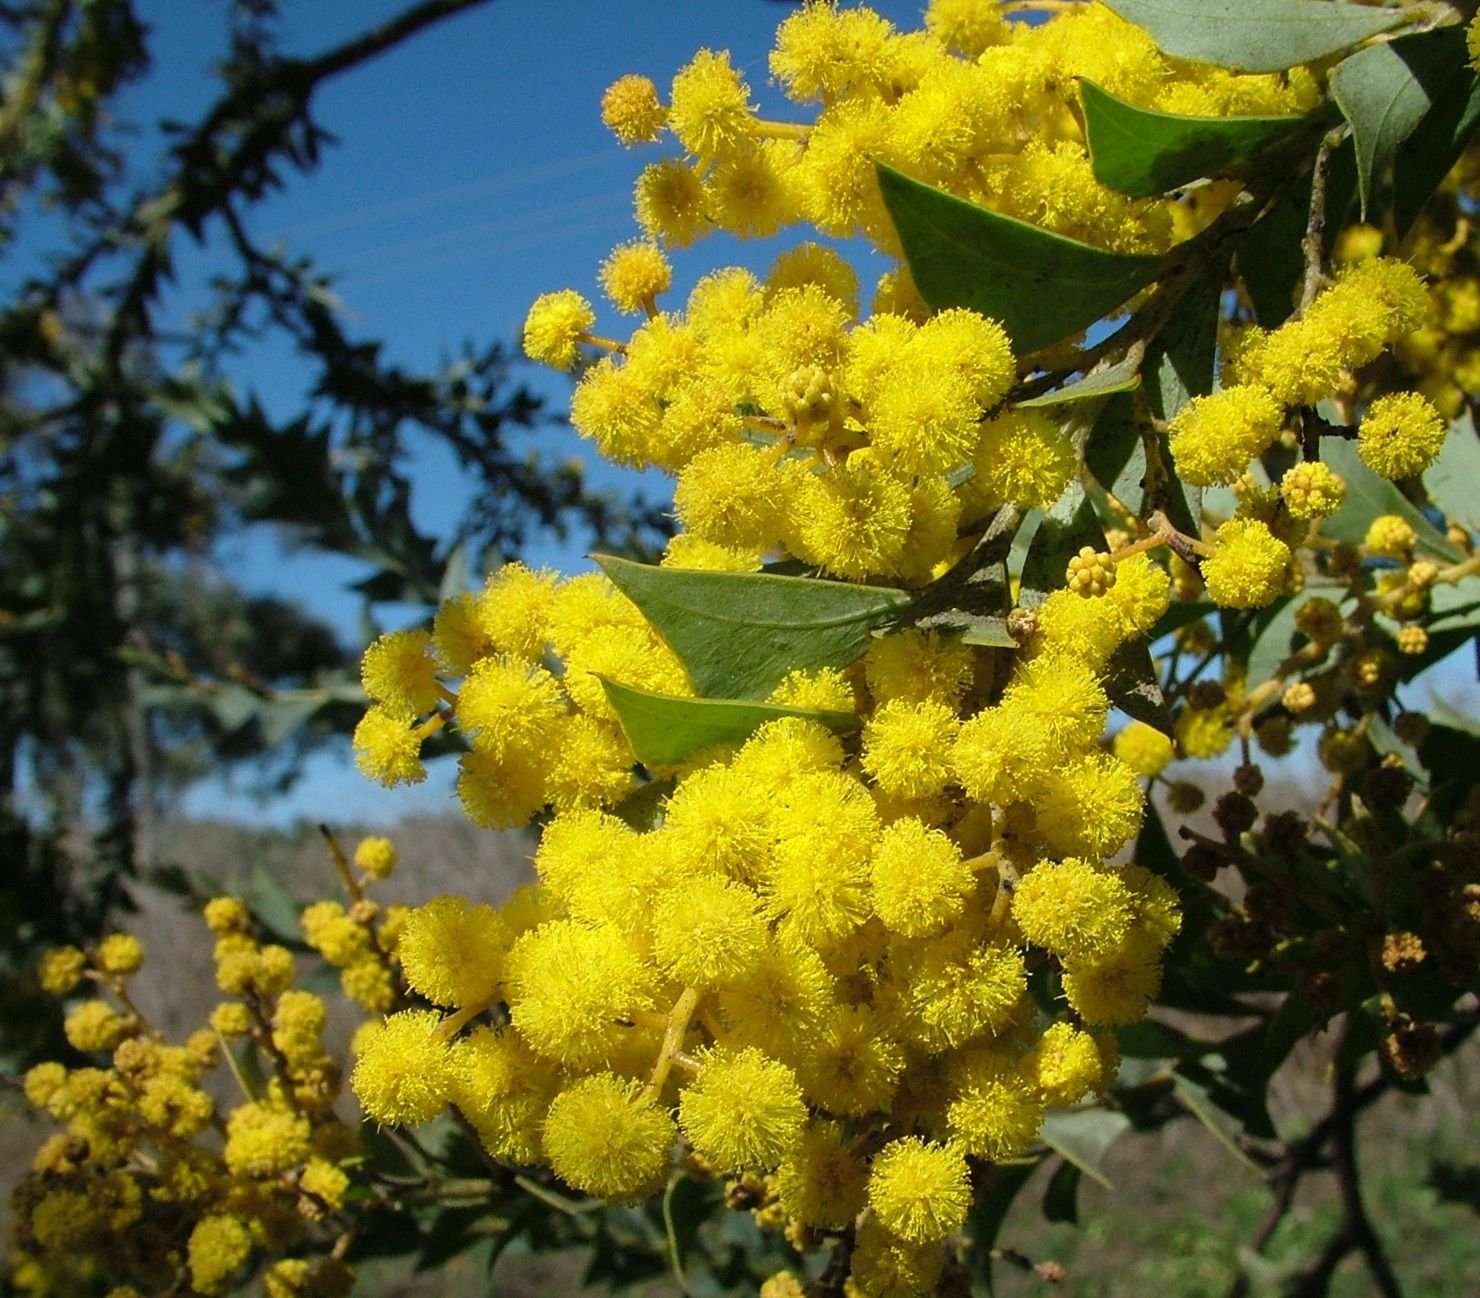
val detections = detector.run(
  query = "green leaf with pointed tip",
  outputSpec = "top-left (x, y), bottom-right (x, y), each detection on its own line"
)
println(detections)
top-left (1330, 26), bottom-right (1467, 219)
top-left (1102, 0), bottom-right (1403, 74)
top-left (1042, 1160), bottom-right (1082, 1225)
top-left (1040, 1108), bottom-right (1132, 1192)
top-left (248, 862), bottom-right (302, 944)
top-left (601, 679), bottom-right (859, 767)
top-left (595, 554), bottom-right (911, 701)
top-left (1394, 66), bottom-right (1480, 236)
top-left (1015, 353), bottom-right (1141, 407)
top-left (876, 163), bottom-right (1162, 354)
top-left (1080, 78), bottom-right (1307, 198)
top-left (1319, 437), bottom-right (1465, 562)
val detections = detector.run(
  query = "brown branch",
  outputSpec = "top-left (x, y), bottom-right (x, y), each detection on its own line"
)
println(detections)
top-left (1298, 127), bottom-right (1347, 314)
top-left (1225, 1014), bottom-right (1476, 1298)
top-left (1327, 1055), bottom-right (1404, 1298)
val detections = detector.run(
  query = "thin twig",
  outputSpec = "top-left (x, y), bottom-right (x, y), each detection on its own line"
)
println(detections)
top-left (1299, 127), bottom-right (1348, 313)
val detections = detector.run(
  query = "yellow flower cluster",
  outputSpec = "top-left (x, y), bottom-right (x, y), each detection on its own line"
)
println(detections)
top-left (348, 551), bottom-right (1180, 1285)
top-left (519, 0), bottom-right (1333, 598)
top-left (528, 267), bottom-right (1023, 583)
top-left (11, 883), bottom-right (378, 1298)
top-left (603, 0), bottom-right (1310, 258)
top-left (350, 2), bottom-right (1480, 1289)
top-left (353, 564), bottom-right (690, 822)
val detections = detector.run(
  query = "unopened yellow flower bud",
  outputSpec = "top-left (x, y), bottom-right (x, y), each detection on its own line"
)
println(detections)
top-left (601, 74), bottom-right (667, 145)
top-left (1066, 546), bottom-right (1117, 597)
top-left (1280, 461), bottom-right (1345, 519)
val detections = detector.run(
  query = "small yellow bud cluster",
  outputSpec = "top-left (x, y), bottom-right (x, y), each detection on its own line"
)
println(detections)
top-left (1066, 546), bottom-right (1117, 598)
top-left (1280, 461), bottom-right (1346, 520)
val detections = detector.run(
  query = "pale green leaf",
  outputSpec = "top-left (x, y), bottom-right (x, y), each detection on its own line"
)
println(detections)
top-left (1102, 0), bottom-right (1403, 74)
top-left (595, 555), bottom-right (910, 701)
top-left (1330, 27), bottom-right (1467, 218)
top-left (601, 679), bottom-right (859, 767)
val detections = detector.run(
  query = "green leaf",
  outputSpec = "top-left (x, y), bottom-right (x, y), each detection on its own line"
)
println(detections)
top-left (1171, 1069), bottom-right (1268, 1173)
top-left (1319, 438), bottom-right (1465, 563)
top-left (1116, 1018), bottom-right (1199, 1059)
top-left (1104, 636), bottom-right (1173, 735)
top-left (1330, 27), bottom-right (1468, 219)
top-left (256, 694), bottom-right (324, 748)
top-left (1424, 411), bottom-right (1480, 533)
top-left (1082, 390), bottom-right (1200, 537)
top-left (1235, 138), bottom-right (1358, 326)
top-left (1245, 593), bottom-right (1313, 691)
top-left (1042, 1159), bottom-right (1082, 1225)
top-left (1080, 78), bottom-right (1307, 198)
top-left (1039, 1108), bottom-right (1132, 1191)
top-left (595, 555), bottom-right (910, 701)
top-left (1145, 278), bottom-right (1220, 422)
top-left (1015, 353), bottom-right (1141, 407)
top-left (966, 1161), bottom-right (1039, 1296)
top-left (247, 861), bottom-right (302, 943)
top-left (1394, 66), bottom-right (1480, 236)
top-left (1018, 484), bottom-right (1094, 609)
top-left (601, 678), bottom-right (859, 767)
top-left (662, 1174), bottom-right (718, 1295)
top-left (1102, 0), bottom-right (1403, 75)
top-left (876, 163), bottom-right (1162, 354)
top-left (1236, 189), bottom-right (1308, 326)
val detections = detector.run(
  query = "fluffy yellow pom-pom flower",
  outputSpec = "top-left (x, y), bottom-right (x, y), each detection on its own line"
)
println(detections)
top-left (542, 1073), bottom-right (676, 1200)
top-left (187, 1215), bottom-right (252, 1296)
top-left (869, 818), bottom-right (974, 938)
top-left (95, 933), bottom-right (143, 977)
top-left (861, 698), bottom-right (959, 800)
top-left (867, 1136), bottom-right (971, 1244)
top-left (351, 1009), bottom-right (457, 1126)
top-left (522, 289), bottom-right (594, 371)
top-left (678, 1046), bottom-right (807, 1171)
top-left (1113, 719), bottom-right (1175, 777)
top-left (1201, 518), bottom-right (1291, 609)
top-left (1357, 391), bottom-right (1447, 480)
top-left (352, 706), bottom-right (426, 786)
top-left (668, 49), bottom-right (754, 161)
top-left (601, 73), bottom-right (667, 145)
top-left (599, 240), bottom-right (671, 314)
top-left (398, 896), bottom-right (509, 1009)
top-left (1013, 858), bottom-right (1134, 964)
top-left (1167, 384), bottom-right (1284, 487)
top-left (361, 628), bottom-right (440, 716)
